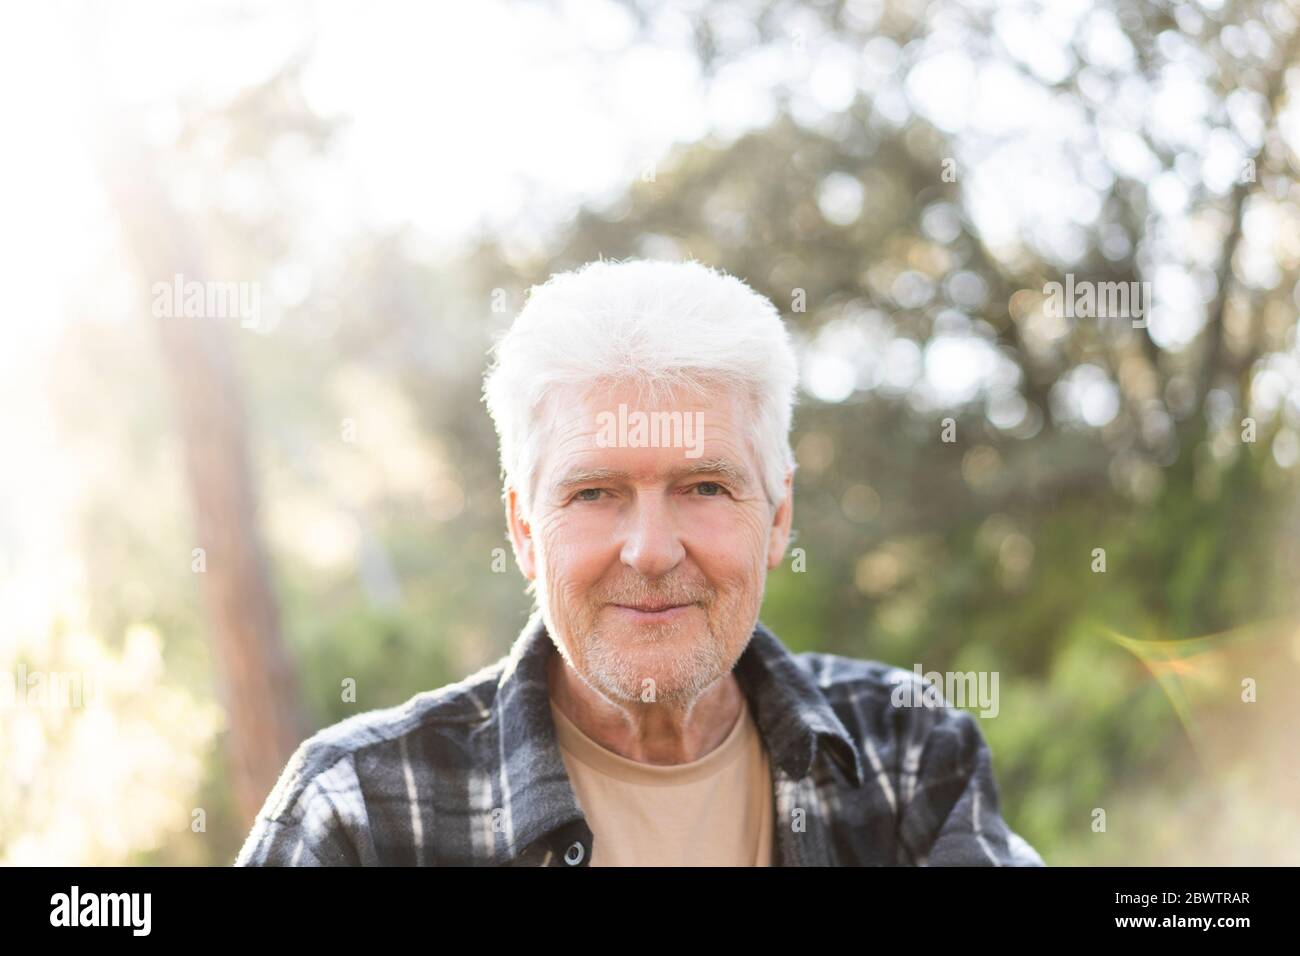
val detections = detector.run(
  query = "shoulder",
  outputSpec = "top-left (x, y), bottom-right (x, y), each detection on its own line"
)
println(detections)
top-left (783, 646), bottom-right (1042, 865)
top-left (790, 649), bottom-right (933, 720)
top-left (236, 659), bottom-right (511, 865)
top-left (789, 648), bottom-right (987, 760)
top-left (790, 648), bottom-right (907, 698)
top-left (255, 656), bottom-right (506, 827)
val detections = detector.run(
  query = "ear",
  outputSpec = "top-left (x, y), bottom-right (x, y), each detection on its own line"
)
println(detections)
top-left (765, 470), bottom-right (794, 570)
top-left (505, 486), bottom-right (537, 580)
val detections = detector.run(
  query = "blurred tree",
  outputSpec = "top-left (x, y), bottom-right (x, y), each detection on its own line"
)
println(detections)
top-left (95, 121), bottom-right (307, 827)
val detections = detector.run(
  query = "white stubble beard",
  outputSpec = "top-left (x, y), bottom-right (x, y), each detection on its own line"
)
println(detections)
top-left (578, 608), bottom-right (732, 704)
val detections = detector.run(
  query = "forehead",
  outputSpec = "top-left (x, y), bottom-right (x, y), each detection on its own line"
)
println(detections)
top-left (538, 380), bottom-right (755, 482)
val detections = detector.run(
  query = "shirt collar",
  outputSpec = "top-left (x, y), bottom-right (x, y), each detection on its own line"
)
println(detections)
top-left (493, 610), bottom-right (866, 861)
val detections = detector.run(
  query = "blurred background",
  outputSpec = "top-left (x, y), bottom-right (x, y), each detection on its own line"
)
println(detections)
top-left (1, 0), bottom-right (1298, 866)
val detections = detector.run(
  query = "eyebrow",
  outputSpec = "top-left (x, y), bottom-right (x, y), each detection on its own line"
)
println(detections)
top-left (553, 457), bottom-right (754, 493)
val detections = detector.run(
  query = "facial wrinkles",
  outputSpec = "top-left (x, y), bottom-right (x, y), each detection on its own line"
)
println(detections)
top-left (529, 386), bottom-right (778, 708)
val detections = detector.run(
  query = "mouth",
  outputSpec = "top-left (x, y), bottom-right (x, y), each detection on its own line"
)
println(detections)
top-left (609, 602), bottom-right (696, 622)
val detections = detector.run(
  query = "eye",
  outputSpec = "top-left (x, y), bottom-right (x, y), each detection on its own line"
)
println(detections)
top-left (694, 481), bottom-right (727, 497)
top-left (572, 488), bottom-right (606, 503)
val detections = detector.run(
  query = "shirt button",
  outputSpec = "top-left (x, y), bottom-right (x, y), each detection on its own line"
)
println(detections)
top-left (563, 841), bottom-right (586, 866)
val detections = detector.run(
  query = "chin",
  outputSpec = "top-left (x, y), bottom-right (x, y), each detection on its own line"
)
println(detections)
top-left (614, 619), bottom-right (703, 652)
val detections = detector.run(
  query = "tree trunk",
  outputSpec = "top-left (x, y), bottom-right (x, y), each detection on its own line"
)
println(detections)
top-left (97, 134), bottom-right (307, 827)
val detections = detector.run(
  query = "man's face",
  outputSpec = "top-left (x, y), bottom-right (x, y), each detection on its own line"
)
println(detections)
top-left (506, 380), bottom-right (792, 704)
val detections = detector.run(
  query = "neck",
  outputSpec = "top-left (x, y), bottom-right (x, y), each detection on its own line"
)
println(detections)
top-left (546, 649), bottom-right (744, 765)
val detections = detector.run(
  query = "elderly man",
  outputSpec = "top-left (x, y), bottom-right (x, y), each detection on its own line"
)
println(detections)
top-left (236, 259), bottom-right (1044, 867)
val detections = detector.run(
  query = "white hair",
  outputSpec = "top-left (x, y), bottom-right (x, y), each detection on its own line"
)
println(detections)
top-left (482, 258), bottom-right (799, 516)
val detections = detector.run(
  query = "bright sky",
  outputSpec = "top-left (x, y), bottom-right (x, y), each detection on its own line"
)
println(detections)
top-left (0, 0), bottom-right (787, 368)
top-left (0, 0), bottom-right (1295, 421)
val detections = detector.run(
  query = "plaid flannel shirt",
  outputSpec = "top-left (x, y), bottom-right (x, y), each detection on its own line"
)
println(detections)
top-left (235, 611), bottom-right (1045, 866)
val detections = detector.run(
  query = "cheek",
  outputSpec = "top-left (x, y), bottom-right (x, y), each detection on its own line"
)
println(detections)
top-left (685, 504), bottom-right (772, 579)
top-left (538, 514), bottom-right (616, 587)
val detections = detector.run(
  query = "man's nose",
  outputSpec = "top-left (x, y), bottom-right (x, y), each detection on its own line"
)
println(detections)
top-left (619, 493), bottom-right (686, 579)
